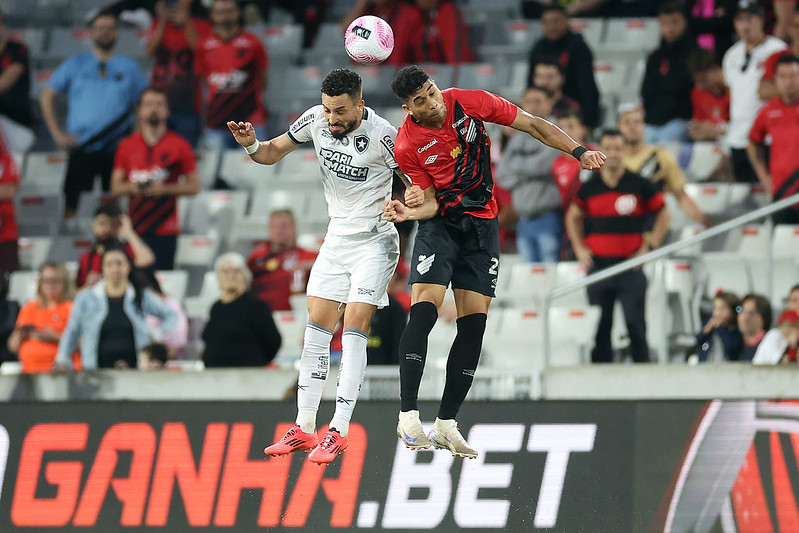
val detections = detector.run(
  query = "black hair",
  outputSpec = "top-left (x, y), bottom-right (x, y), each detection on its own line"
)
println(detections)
top-left (534, 60), bottom-right (564, 76)
top-left (142, 270), bottom-right (164, 296)
top-left (525, 84), bottom-right (553, 99)
top-left (775, 54), bottom-right (799, 71)
top-left (557, 108), bottom-right (585, 124)
top-left (391, 65), bottom-right (431, 102)
top-left (791, 284), bottom-right (799, 293)
top-left (658, 1), bottom-right (685, 16)
top-left (320, 68), bottom-right (362, 101)
top-left (102, 244), bottom-right (147, 311)
top-left (687, 49), bottom-right (719, 76)
top-left (541, 5), bottom-right (567, 16)
top-left (138, 87), bottom-right (168, 105)
top-left (599, 128), bottom-right (624, 142)
top-left (741, 293), bottom-right (774, 329)
top-left (88, 8), bottom-right (117, 27)
top-left (714, 291), bottom-right (741, 328)
top-left (141, 342), bottom-right (168, 365)
top-left (93, 201), bottom-right (122, 219)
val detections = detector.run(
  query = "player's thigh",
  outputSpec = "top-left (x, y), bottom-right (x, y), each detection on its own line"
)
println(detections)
top-left (307, 296), bottom-right (345, 331)
top-left (451, 217), bottom-right (501, 298)
top-left (408, 218), bottom-right (458, 287)
top-left (410, 282), bottom-right (448, 308)
top-left (345, 229), bottom-right (400, 308)
top-left (306, 235), bottom-right (351, 306)
top-left (452, 288), bottom-right (492, 317)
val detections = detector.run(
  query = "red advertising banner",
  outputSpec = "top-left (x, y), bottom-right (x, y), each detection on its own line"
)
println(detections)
top-left (0, 400), bottom-right (796, 532)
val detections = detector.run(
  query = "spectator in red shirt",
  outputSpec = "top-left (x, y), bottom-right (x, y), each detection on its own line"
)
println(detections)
top-left (0, 128), bottom-right (19, 274)
top-left (197, 0), bottom-right (268, 150)
top-left (76, 203), bottom-right (155, 288)
top-left (402, 0), bottom-right (473, 65)
top-left (552, 109), bottom-right (593, 213)
top-left (760, 10), bottom-right (799, 101)
top-left (566, 129), bottom-right (671, 363)
top-left (748, 54), bottom-right (799, 225)
top-left (341, 0), bottom-right (416, 67)
top-left (111, 88), bottom-right (201, 270)
top-left (687, 49), bottom-right (730, 142)
top-left (147, 0), bottom-right (212, 147)
top-left (247, 209), bottom-right (318, 312)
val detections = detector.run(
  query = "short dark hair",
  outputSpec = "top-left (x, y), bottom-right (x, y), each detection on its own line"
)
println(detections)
top-left (742, 293), bottom-right (773, 329)
top-left (599, 128), bottom-right (624, 143)
top-left (524, 85), bottom-right (553, 99)
top-left (658, 1), bottom-right (685, 16)
top-left (557, 108), bottom-right (584, 124)
top-left (139, 87), bottom-right (168, 105)
top-left (791, 284), bottom-right (799, 294)
top-left (141, 343), bottom-right (169, 364)
top-left (88, 9), bottom-right (117, 27)
top-left (541, 5), bottom-right (567, 16)
top-left (534, 60), bottom-right (564, 76)
top-left (775, 54), bottom-right (799, 72)
top-left (687, 49), bottom-right (719, 76)
top-left (93, 202), bottom-right (122, 219)
top-left (320, 68), bottom-right (362, 102)
top-left (391, 65), bottom-right (430, 102)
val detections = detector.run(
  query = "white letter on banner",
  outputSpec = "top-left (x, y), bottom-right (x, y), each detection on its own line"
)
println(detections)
top-left (454, 424), bottom-right (524, 528)
top-left (383, 440), bottom-right (453, 528)
top-left (0, 424), bottom-right (8, 501)
top-left (528, 424), bottom-right (596, 528)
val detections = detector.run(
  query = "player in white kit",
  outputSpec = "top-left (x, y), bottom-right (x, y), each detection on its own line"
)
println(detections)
top-left (227, 68), bottom-right (403, 464)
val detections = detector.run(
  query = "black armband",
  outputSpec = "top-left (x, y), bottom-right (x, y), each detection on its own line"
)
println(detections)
top-left (571, 146), bottom-right (588, 160)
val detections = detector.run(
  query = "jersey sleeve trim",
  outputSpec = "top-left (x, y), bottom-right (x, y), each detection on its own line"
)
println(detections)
top-left (286, 130), bottom-right (304, 145)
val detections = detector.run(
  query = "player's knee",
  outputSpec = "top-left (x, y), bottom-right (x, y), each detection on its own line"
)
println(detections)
top-left (408, 301), bottom-right (438, 334)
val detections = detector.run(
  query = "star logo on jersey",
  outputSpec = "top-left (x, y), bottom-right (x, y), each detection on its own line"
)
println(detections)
top-left (416, 254), bottom-right (436, 275)
top-left (354, 134), bottom-right (369, 154)
top-left (424, 154), bottom-right (438, 165)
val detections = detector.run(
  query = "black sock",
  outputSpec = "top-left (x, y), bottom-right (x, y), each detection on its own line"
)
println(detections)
top-left (439, 313), bottom-right (487, 420)
top-left (399, 301), bottom-right (438, 412)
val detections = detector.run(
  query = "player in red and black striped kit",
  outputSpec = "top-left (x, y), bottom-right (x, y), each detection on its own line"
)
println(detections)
top-left (384, 65), bottom-right (606, 457)
top-left (566, 130), bottom-right (671, 364)
top-left (111, 88), bottom-right (200, 270)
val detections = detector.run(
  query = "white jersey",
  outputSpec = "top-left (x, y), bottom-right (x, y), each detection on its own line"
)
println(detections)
top-left (287, 105), bottom-right (399, 235)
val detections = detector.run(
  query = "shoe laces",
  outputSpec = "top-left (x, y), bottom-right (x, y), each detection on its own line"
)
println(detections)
top-left (320, 431), bottom-right (339, 450)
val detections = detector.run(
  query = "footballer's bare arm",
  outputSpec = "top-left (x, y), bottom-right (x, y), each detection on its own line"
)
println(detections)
top-left (227, 121), bottom-right (299, 165)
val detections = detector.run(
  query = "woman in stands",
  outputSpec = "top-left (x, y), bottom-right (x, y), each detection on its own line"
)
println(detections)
top-left (7, 262), bottom-right (80, 373)
top-left (201, 252), bottom-right (282, 368)
top-left (53, 246), bottom-right (176, 370)
top-left (693, 291), bottom-right (743, 362)
top-left (737, 293), bottom-right (773, 361)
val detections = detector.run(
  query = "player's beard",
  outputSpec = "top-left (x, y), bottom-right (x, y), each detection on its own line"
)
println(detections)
top-left (146, 113), bottom-right (164, 127)
top-left (328, 117), bottom-right (358, 139)
top-left (94, 37), bottom-right (117, 52)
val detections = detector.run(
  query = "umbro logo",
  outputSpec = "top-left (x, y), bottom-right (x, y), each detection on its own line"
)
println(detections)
top-left (424, 154), bottom-right (438, 165)
top-left (416, 254), bottom-right (435, 275)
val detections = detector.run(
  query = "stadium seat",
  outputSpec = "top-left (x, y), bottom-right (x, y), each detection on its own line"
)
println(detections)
top-left (183, 190), bottom-right (248, 237)
top-left (477, 20), bottom-right (541, 63)
top-left (663, 259), bottom-right (698, 332)
top-left (155, 270), bottom-right (189, 303)
top-left (773, 225), bottom-right (799, 262)
top-left (184, 271), bottom-right (220, 317)
top-left (48, 236), bottom-right (93, 265)
top-left (175, 235), bottom-right (222, 296)
top-left (353, 64), bottom-right (399, 107)
top-left (553, 261), bottom-right (589, 306)
top-left (8, 270), bottom-right (38, 304)
top-left (603, 18), bottom-right (659, 52)
top-left (15, 194), bottom-right (62, 237)
top-left (273, 310), bottom-right (306, 362)
top-left (736, 225), bottom-right (770, 258)
top-left (196, 148), bottom-right (221, 189)
top-left (256, 24), bottom-right (303, 65)
top-left (22, 151), bottom-right (66, 196)
top-left (279, 149), bottom-right (323, 180)
top-left (217, 149), bottom-right (280, 190)
top-left (570, 18), bottom-right (604, 50)
top-left (455, 62), bottom-right (510, 92)
top-left (701, 252), bottom-right (752, 298)
top-left (250, 188), bottom-right (309, 218)
top-left (686, 142), bottom-right (723, 182)
top-left (549, 305), bottom-right (601, 365)
top-left (593, 60), bottom-right (629, 98)
top-left (748, 257), bottom-right (797, 304)
top-left (17, 237), bottom-right (51, 271)
top-left (484, 307), bottom-right (545, 369)
top-left (496, 262), bottom-right (557, 308)
top-left (416, 64), bottom-right (455, 90)
top-left (684, 183), bottom-right (730, 215)
top-left (8, 28), bottom-right (46, 57)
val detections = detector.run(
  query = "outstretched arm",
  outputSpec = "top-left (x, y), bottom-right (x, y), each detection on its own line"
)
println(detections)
top-left (227, 121), bottom-right (299, 165)
top-left (509, 108), bottom-right (605, 170)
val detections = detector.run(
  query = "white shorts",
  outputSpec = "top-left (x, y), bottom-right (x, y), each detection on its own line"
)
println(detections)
top-left (306, 224), bottom-right (400, 308)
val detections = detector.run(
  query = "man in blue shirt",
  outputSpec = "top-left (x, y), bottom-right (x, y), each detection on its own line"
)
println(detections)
top-left (40, 10), bottom-right (146, 223)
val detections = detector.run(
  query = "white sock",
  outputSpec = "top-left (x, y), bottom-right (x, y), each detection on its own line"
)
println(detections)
top-left (329, 328), bottom-right (368, 437)
top-left (295, 322), bottom-right (333, 434)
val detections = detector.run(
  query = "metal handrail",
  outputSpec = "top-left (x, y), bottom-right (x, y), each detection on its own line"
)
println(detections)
top-left (541, 191), bottom-right (799, 367)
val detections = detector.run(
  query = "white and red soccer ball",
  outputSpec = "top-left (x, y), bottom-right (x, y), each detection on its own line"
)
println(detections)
top-left (344, 15), bottom-right (394, 65)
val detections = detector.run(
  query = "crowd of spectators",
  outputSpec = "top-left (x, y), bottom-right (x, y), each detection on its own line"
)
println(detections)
top-left (0, 0), bottom-right (797, 370)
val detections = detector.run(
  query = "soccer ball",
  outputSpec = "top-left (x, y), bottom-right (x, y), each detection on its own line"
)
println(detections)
top-left (344, 15), bottom-right (394, 65)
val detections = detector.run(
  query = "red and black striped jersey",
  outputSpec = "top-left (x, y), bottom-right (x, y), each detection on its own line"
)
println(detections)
top-left (113, 131), bottom-right (197, 236)
top-left (395, 88), bottom-right (517, 219)
top-left (76, 241), bottom-right (136, 288)
top-left (574, 170), bottom-right (664, 261)
top-left (196, 30), bottom-right (268, 129)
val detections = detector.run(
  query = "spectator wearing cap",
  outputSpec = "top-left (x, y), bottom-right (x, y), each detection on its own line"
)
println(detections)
top-left (527, 5), bottom-right (600, 128)
top-left (641, 2), bottom-right (698, 143)
top-left (748, 54), bottom-right (799, 225)
top-left (752, 308), bottom-right (799, 364)
top-left (722, 0), bottom-right (787, 183)
top-left (738, 293), bottom-right (772, 360)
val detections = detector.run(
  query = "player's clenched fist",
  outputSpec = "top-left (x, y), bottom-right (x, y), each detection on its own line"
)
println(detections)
top-left (227, 121), bottom-right (257, 147)
top-left (404, 185), bottom-right (424, 208)
top-left (383, 199), bottom-right (408, 223)
top-left (580, 150), bottom-right (607, 170)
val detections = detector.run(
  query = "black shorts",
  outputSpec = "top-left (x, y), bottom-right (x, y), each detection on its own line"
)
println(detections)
top-left (408, 216), bottom-right (500, 297)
